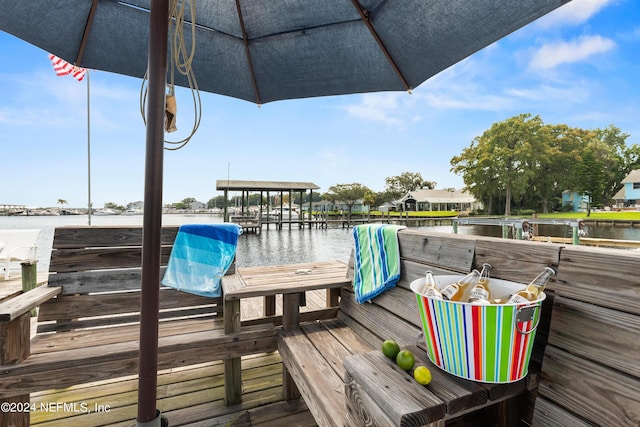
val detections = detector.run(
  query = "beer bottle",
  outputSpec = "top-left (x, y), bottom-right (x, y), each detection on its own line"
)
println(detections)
top-left (441, 269), bottom-right (480, 302)
top-left (507, 267), bottom-right (555, 304)
top-left (468, 263), bottom-right (493, 304)
top-left (423, 270), bottom-right (443, 300)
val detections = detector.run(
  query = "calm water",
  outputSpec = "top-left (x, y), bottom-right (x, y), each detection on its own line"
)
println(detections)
top-left (2, 214), bottom-right (640, 272)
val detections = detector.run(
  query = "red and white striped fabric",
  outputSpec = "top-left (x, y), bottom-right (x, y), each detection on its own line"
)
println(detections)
top-left (48, 54), bottom-right (87, 82)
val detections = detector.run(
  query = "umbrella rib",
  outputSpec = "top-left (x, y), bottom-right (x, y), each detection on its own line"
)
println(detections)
top-left (76, 0), bottom-right (100, 66)
top-left (350, 0), bottom-right (411, 92)
top-left (235, 0), bottom-right (261, 105)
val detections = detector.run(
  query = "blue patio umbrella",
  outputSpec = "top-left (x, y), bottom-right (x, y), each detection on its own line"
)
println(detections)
top-left (0, 1), bottom-right (571, 425)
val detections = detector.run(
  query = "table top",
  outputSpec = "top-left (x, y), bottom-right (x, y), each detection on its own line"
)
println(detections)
top-left (222, 260), bottom-right (350, 300)
top-left (344, 345), bottom-right (526, 426)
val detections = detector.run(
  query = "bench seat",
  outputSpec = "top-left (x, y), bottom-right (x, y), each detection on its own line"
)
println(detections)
top-left (279, 318), bottom-right (373, 426)
top-left (277, 230), bottom-right (562, 427)
top-left (531, 245), bottom-right (640, 426)
top-left (0, 320), bottom-right (275, 398)
top-left (0, 226), bottom-right (277, 426)
top-left (279, 288), bottom-right (528, 427)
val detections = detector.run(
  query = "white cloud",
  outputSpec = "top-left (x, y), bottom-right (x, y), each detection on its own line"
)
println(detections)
top-left (536, 0), bottom-right (615, 28)
top-left (505, 82), bottom-right (590, 105)
top-left (341, 92), bottom-right (404, 125)
top-left (528, 35), bottom-right (615, 70)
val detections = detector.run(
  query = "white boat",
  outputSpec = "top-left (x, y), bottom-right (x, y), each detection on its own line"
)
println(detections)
top-left (93, 208), bottom-right (119, 216)
top-left (123, 208), bottom-right (143, 215)
top-left (262, 207), bottom-right (299, 220)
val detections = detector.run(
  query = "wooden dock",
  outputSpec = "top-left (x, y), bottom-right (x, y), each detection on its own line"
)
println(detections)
top-left (532, 235), bottom-right (640, 248)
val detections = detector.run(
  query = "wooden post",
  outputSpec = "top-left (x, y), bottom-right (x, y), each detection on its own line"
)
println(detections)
top-left (572, 225), bottom-right (580, 245)
top-left (327, 287), bottom-right (341, 307)
top-left (0, 313), bottom-right (31, 427)
top-left (281, 293), bottom-right (301, 400)
top-left (224, 299), bottom-right (242, 405)
top-left (223, 188), bottom-right (229, 222)
top-left (264, 295), bottom-right (276, 317)
top-left (21, 261), bottom-right (37, 317)
top-left (282, 293), bottom-right (300, 332)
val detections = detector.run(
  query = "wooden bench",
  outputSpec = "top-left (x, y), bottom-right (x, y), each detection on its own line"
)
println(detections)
top-left (0, 226), bottom-right (276, 426)
top-left (276, 230), bottom-right (562, 426)
top-left (531, 245), bottom-right (640, 426)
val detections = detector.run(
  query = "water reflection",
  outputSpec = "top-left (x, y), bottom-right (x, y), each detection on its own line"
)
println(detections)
top-left (236, 228), bottom-right (354, 267)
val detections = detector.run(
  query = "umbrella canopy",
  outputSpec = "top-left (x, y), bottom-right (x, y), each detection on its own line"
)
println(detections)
top-left (0, 1), bottom-right (571, 425)
top-left (1, 0), bottom-right (569, 105)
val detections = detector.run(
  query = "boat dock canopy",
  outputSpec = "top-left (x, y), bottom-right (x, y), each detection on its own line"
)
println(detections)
top-left (215, 180), bottom-right (320, 192)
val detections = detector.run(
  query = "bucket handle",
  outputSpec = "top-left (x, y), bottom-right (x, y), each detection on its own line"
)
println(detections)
top-left (515, 305), bottom-right (541, 335)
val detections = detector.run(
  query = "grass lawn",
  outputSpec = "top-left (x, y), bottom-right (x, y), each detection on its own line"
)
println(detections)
top-left (339, 210), bottom-right (640, 221)
top-left (368, 210), bottom-right (459, 218)
top-left (536, 211), bottom-right (640, 221)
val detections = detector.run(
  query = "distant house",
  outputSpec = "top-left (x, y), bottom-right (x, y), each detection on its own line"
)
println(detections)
top-left (333, 199), bottom-right (369, 213)
top-left (613, 169), bottom-right (640, 208)
top-left (188, 201), bottom-right (207, 211)
top-left (314, 199), bottom-right (369, 213)
top-left (398, 189), bottom-right (481, 212)
top-left (561, 191), bottom-right (589, 212)
top-left (378, 202), bottom-right (398, 212)
top-left (311, 200), bottom-right (333, 213)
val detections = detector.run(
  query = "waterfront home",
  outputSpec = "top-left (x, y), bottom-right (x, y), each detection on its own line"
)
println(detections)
top-left (613, 169), bottom-right (640, 208)
top-left (561, 190), bottom-right (590, 212)
top-left (399, 188), bottom-right (481, 212)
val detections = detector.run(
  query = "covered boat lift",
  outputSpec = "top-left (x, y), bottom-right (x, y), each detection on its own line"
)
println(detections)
top-left (215, 180), bottom-right (321, 229)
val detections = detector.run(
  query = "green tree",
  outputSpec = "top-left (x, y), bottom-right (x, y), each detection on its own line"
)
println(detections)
top-left (324, 183), bottom-right (370, 219)
top-left (592, 125), bottom-right (632, 203)
top-left (104, 202), bottom-right (125, 211)
top-left (575, 148), bottom-right (606, 216)
top-left (57, 199), bottom-right (68, 211)
top-left (207, 195), bottom-right (227, 209)
top-left (384, 172), bottom-right (435, 200)
top-left (526, 124), bottom-right (587, 213)
top-left (451, 114), bottom-right (544, 216)
top-left (363, 189), bottom-right (376, 216)
top-left (622, 140), bottom-right (640, 173)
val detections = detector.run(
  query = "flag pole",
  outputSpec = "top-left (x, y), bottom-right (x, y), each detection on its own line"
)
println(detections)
top-left (87, 70), bottom-right (92, 226)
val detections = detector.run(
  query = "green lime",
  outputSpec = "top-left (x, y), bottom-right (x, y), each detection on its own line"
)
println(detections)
top-left (413, 365), bottom-right (432, 385)
top-left (381, 340), bottom-right (401, 359)
top-left (396, 349), bottom-right (415, 371)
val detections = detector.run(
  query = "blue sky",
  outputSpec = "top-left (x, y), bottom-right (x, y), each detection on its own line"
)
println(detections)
top-left (1, 0), bottom-right (639, 208)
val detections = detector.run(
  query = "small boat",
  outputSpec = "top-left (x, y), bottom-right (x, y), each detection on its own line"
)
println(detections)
top-left (122, 208), bottom-right (143, 215)
top-left (261, 207), bottom-right (299, 220)
top-left (93, 208), bottom-right (119, 216)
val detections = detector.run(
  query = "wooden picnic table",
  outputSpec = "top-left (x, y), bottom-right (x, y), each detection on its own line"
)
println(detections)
top-left (221, 260), bottom-right (350, 405)
top-left (224, 260), bottom-right (350, 315)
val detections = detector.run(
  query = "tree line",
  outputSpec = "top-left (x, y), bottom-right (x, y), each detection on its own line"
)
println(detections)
top-left (195, 172), bottom-right (434, 218)
top-left (450, 113), bottom-right (640, 216)
top-left (104, 114), bottom-right (637, 218)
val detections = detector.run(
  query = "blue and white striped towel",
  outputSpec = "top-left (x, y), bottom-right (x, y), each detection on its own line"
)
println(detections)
top-left (162, 224), bottom-right (242, 298)
top-left (352, 224), bottom-right (405, 304)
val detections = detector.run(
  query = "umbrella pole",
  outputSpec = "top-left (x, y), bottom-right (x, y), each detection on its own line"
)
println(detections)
top-left (137, 0), bottom-right (169, 425)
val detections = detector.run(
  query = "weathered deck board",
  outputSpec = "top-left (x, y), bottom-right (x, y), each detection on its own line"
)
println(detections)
top-left (31, 353), bottom-right (286, 426)
top-left (28, 290), bottom-right (328, 426)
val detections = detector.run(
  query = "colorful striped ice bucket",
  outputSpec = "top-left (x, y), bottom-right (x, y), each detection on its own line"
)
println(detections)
top-left (410, 275), bottom-right (545, 383)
